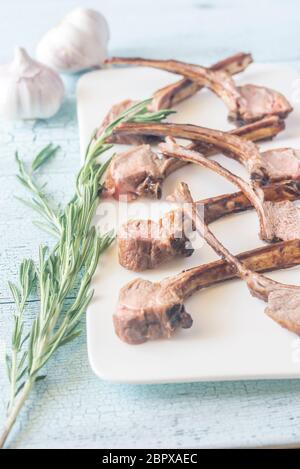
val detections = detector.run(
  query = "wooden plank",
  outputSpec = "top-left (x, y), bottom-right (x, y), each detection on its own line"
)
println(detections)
top-left (1, 0), bottom-right (300, 450)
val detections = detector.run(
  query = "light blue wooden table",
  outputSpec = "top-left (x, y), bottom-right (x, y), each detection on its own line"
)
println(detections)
top-left (1, 0), bottom-right (300, 449)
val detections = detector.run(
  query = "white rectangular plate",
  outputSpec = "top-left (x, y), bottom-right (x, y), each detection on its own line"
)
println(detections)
top-left (77, 63), bottom-right (300, 383)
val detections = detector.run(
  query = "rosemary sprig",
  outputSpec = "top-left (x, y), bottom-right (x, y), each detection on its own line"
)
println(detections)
top-left (15, 144), bottom-right (62, 237)
top-left (0, 100), bottom-right (173, 448)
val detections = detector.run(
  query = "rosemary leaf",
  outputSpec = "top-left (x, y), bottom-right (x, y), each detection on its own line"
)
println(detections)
top-left (31, 144), bottom-right (60, 173)
top-left (0, 99), bottom-right (174, 449)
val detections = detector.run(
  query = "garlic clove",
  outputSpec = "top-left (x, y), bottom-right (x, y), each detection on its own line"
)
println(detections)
top-left (0, 47), bottom-right (64, 120)
top-left (36, 8), bottom-right (110, 73)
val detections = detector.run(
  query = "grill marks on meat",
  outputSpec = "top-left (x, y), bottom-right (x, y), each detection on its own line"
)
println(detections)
top-left (106, 57), bottom-right (293, 124)
top-left (111, 119), bottom-right (287, 183)
top-left (159, 139), bottom-right (300, 242)
top-left (118, 179), bottom-right (300, 271)
top-left (114, 238), bottom-right (300, 344)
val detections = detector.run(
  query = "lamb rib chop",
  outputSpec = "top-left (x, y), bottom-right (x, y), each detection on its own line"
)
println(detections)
top-left (150, 52), bottom-right (253, 111)
top-left (115, 183), bottom-right (300, 345)
top-left (101, 53), bottom-right (253, 145)
top-left (114, 237), bottom-right (300, 344)
top-left (106, 57), bottom-right (293, 124)
top-left (103, 118), bottom-right (285, 201)
top-left (159, 139), bottom-right (300, 242)
top-left (118, 179), bottom-right (300, 271)
top-left (111, 119), bottom-right (300, 184)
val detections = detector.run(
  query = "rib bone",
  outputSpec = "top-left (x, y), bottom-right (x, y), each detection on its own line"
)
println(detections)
top-left (118, 179), bottom-right (300, 271)
top-left (203, 179), bottom-right (300, 223)
top-left (114, 238), bottom-right (300, 344)
top-left (102, 53), bottom-right (253, 145)
top-left (159, 139), bottom-right (300, 242)
top-left (106, 57), bottom-right (293, 124)
top-left (175, 182), bottom-right (300, 337)
top-left (104, 117), bottom-right (285, 200)
top-left (111, 119), bottom-right (288, 183)
top-left (150, 52), bottom-right (253, 110)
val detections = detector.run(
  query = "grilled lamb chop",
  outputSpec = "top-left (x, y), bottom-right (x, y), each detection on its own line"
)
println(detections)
top-left (118, 179), bottom-right (300, 271)
top-left (111, 119), bottom-right (299, 184)
top-left (101, 53), bottom-right (253, 145)
top-left (103, 118), bottom-right (284, 201)
top-left (188, 180), bottom-right (300, 337)
top-left (150, 52), bottom-right (253, 111)
top-left (114, 238), bottom-right (300, 344)
top-left (106, 57), bottom-right (293, 124)
top-left (203, 179), bottom-right (300, 223)
top-left (159, 139), bottom-right (300, 243)
top-left (187, 181), bottom-right (300, 336)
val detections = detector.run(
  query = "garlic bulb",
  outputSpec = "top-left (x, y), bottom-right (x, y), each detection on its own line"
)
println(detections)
top-left (36, 8), bottom-right (110, 73)
top-left (0, 47), bottom-right (64, 120)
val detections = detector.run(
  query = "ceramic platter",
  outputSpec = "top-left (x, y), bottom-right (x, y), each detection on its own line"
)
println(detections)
top-left (77, 63), bottom-right (300, 383)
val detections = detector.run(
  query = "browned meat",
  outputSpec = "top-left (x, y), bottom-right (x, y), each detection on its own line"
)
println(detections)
top-left (159, 139), bottom-right (300, 242)
top-left (261, 148), bottom-right (300, 181)
top-left (118, 180), bottom-right (195, 271)
top-left (114, 278), bottom-right (193, 345)
top-left (114, 238), bottom-right (300, 344)
top-left (103, 145), bottom-right (166, 201)
top-left (106, 57), bottom-right (293, 124)
top-left (111, 119), bottom-right (287, 183)
top-left (263, 201), bottom-right (300, 242)
top-left (118, 212), bottom-right (194, 271)
top-left (189, 116), bottom-right (285, 154)
top-left (118, 179), bottom-right (300, 271)
top-left (266, 288), bottom-right (300, 335)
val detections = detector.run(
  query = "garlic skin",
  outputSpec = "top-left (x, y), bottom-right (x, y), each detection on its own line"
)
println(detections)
top-left (0, 47), bottom-right (64, 120)
top-left (36, 8), bottom-right (110, 73)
